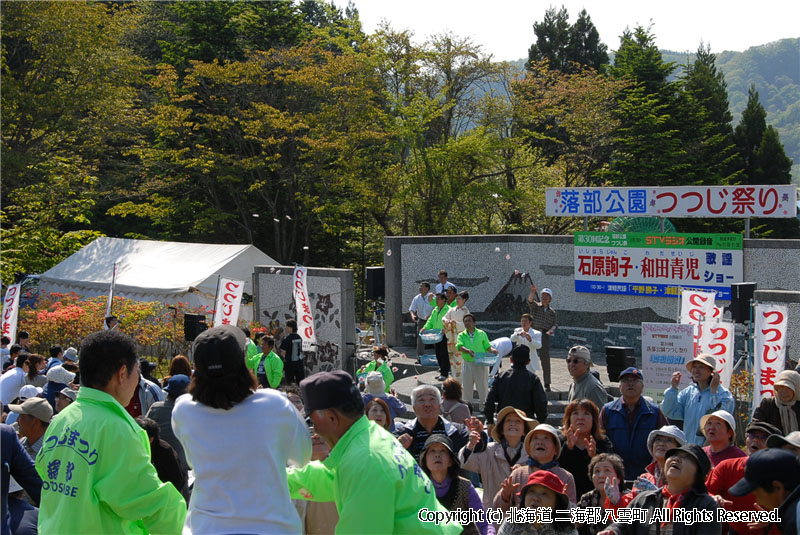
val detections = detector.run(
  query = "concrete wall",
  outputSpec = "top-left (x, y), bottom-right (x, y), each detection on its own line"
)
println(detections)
top-left (254, 266), bottom-right (355, 375)
top-left (384, 235), bottom-right (800, 362)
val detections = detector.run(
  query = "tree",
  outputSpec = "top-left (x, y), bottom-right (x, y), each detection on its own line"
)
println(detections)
top-left (527, 6), bottom-right (608, 73)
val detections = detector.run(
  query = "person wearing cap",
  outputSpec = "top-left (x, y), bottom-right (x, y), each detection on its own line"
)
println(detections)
top-left (493, 423), bottom-right (577, 511)
top-left (566, 346), bottom-right (609, 411)
top-left (394, 384), bottom-right (488, 463)
top-left (767, 430), bottom-right (800, 458)
top-left (497, 470), bottom-right (577, 535)
top-left (359, 345), bottom-right (394, 392)
top-left (288, 370), bottom-right (461, 535)
top-left (559, 399), bottom-right (615, 497)
top-left (459, 406), bottom-right (536, 510)
top-left (361, 372), bottom-right (405, 433)
top-left (638, 425), bottom-right (687, 488)
top-left (421, 293), bottom-right (452, 381)
top-left (753, 369), bottom-right (800, 435)
top-left (41, 364), bottom-right (75, 411)
top-left (527, 283), bottom-right (557, 390)
top-left (420, 434), bottom-right (493, 535)
top-left (485, 345), bottom-right (548, 424)
top-left (36, 329), bottom-right (186, 534)
top-left (172, 325), bottom-right (310, 533)
top-left (10, 397), bottom-right (52, 458)
top-left (661, 353), bottom-right (735, 446)
top-left (600, 366), bottom-right (669, 480)
top-left (707, 420), bottom-right (782, 535)
top-left (251, 334), bottom-right (284, 389)
top-left (730, 448), bottom-right (800, 535)
top-left (409, 282), bottom-right (435, 358)
top-left (146, 374), bottom-right (191, 478)
top-left (700, 410), bottom-right (746, 467)
top-left (4, 385), bottom-right (41, 427)
top-left (457, 313), bottom-right (497, 410)
top-left (511, 313), bottom-right (543, 377)
top-left (62, 346), bottom-right (78, 364)
top-left (599, 444), bottom-right (719, 535)
top-left (1, 423), bottom-right (42, 535)
top-left (55, 387), bottom-right (76, 414)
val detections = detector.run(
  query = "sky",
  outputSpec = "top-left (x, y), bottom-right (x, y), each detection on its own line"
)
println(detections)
top-left (334, 0), bottom-right (800, 62)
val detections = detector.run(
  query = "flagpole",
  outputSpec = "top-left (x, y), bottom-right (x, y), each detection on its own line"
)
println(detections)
top-left (104, 262), bottom-right (117, 329)
top-left (212, 275), bottom-right (221, 323)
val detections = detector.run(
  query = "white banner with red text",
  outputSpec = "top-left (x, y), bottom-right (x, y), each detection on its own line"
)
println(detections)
top-left (679, 289), bottom-right (721, 356)
top-left (547, 185), bottom-right (797, 218)
top-left (752, 304), bottom-right (789, 413)
top-left (696, 320), bottom-right (735, 390)
top-left (213, 278), bottom-right (245, 327)
top-left (293, 265), bottom-right (317, 351)
top-left (2, 284), bottom-right (22, 345)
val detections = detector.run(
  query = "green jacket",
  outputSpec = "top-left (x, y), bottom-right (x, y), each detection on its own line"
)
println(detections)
top-left (36, 387), bottom-right (186, 534)
top-left (422, 303), bottom-right (451, 332)
top-left (287, 417), bottom-right (462, 535)
top-left (245, 339), bottom-right (261, 370)
top-left (254, 350), bottom-right (284, 388)
top-left (456, 328), bottom-right (492, 363)
top-left (362, 360), bottom-right (394, 392)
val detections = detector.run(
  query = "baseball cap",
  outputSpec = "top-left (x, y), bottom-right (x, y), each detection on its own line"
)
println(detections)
top-left (164, 374), bottom-right (190, 396)
top-left (9, 397), bottom-right (53, 423)
top-left (730, 448), bottom-right (800, 496)
top-left (63, 347), bottom-right (79, 362)
top-left (300, 370), bottom-right (361, 415)
top-left (518, 470), bottom-right (567, 499)
top-left (58, 387), bottom-right (77, 402)
top-left (193, 325), bottom-right (246, 377)
top-left (18, 384), bottom-right (41, 400)
top-left (619, 367), bottom-right (644, 380)
top-left (569, 345), bottom-right (591, 364)
top-left (541, 288), bottom-right (553, 298)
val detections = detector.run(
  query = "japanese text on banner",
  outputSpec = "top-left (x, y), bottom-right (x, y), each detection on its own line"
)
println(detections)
top-left (679, 289), bottom-right (721, 357)
top-left (547, 186), bottom-right (797, 218)
top-left (696, 320), bottom-right (734, 389)
top-left (752, 304), bottom-right (788, 413)
top-left (293, 265), bottom-right (317, 351)
top-left (213, 278), bottom-right (244, 327)
top-left (1, 283), bottom-right (22, 344)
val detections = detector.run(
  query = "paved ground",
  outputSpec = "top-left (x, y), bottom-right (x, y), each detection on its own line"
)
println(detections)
top-left (356, 345), bottom-right (620, 426)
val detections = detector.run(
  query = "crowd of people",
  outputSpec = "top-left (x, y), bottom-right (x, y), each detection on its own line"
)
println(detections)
top-left (1, 274), bottom-right (800, 535)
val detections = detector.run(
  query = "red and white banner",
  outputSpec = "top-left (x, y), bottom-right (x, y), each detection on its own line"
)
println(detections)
top-left (753, 304), bottom-right (789, 413)
top-left (680, 289), bottom-right (721, 356)
top-left (104, 263), bottom-right (117, 330)
top-left (293, 265), bottom-right (316, 351)
top-left (2, 284), bottom-right (22, 344)
top-left (696, 320), bottom-right (735, 389)
top-left (213, 278), bottom-right (245, 327)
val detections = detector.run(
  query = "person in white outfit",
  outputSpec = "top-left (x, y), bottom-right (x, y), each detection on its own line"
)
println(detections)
top-left (511, 313), bottom-right (542, 377)
top-left (172, 325), bottom-right (311, 535)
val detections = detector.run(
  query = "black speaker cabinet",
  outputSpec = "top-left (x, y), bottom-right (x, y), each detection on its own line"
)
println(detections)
top-left (365, 266), bottom-right (385, 300)
top-left (184, 313), bottom-right (208, 342)
top-left (729, 282), bottom-right (757, 323)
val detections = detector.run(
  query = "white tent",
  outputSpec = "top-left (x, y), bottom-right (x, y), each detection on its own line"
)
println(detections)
top-left (38, 237), bottom-right (276, 321)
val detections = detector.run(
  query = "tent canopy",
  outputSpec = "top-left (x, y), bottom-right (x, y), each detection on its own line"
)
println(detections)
top-left (39, 237), bottom-right (275, 304)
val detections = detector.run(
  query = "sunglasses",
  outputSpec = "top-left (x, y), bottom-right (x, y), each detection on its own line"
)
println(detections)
top-left (566, 358), bottom-right (585, 364)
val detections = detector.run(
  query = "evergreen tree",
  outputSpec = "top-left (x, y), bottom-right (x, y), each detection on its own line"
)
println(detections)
top-left (734, 85), bottom-right (767, 182)
top-left (526, 6), bottom-right (607, 73)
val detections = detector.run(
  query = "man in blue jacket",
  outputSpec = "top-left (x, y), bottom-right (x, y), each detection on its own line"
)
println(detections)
top-left (1, 424), bottom-right (42, 535)
top-left (600, 367), bottom-right (668, 480)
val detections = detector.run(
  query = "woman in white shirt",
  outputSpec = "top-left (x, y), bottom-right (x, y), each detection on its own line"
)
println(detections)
top-left (172, 325), bottom-right (311, 535)
top-left (510, 313), bottom-right (542, 376)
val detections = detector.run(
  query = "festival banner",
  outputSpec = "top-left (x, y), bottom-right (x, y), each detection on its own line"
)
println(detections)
top-left (104, 263), bottom-right (117, 330)
top-left (696, 320), bottom-right (735, 389)
top-left (213, 278), bottom-right (245, 327)
top-left (679, 289), bottom-right (719, 356)
top-left (752, 304), bottom-right (789, 413)
top-left (641, 322), bottom-right (694, 403)
top-left (293, 265), bottom-right (316, 351)
top-left (574, 232), bottom-right (743, 299)
top-left (1, 283), bottom-right (22, 344)
top-left (547, 186), bottom-right (797, 218)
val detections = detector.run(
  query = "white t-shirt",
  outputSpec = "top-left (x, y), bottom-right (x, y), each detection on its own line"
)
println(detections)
top-left (172, 389), bottom-right (312, 534)
top-left (0, 367), bottom-right (26, 405)
top-left (511, 327), bottom-right (543, 373)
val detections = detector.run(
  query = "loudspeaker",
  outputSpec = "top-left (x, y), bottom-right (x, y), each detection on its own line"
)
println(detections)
top-left (184, 313), bottom-right (208, 342)
top-left (730, 282), bottom-right (757, 323)
top-left (365, 266), bottom-right (385, 300)
top-left (605, 346), bottom-right (635, 382)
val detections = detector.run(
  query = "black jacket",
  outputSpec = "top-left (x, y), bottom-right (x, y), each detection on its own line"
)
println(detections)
top-left (752, 396), bottom-right (800, 434)
top-left (485, 365), bottom-right (548, 424)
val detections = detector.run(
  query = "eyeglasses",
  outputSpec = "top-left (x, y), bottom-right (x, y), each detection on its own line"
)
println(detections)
top-left (746, 431), bottom-right (769, 440)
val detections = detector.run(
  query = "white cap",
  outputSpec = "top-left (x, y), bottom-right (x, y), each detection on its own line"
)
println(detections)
top-left (700, 410), bottom-right (736, 437)
top-left (46, 365), bottom-right (76, 385)
top-left (18, 384), bottom-right (41, 399)
top-left (541, 288), bottom-right (553, 297)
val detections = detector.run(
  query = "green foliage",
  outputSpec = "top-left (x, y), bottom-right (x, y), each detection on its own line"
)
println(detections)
top-left (527, 7), bottom-right (608, 73)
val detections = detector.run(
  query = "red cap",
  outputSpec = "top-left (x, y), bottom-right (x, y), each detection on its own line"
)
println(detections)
top-left (517, 470), bottom-right (567, 498)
